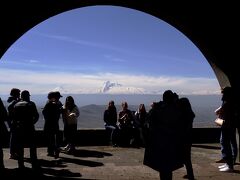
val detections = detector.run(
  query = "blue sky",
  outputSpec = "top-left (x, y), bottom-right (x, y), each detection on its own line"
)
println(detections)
top-left (0, 6), bottom-right (220, 95)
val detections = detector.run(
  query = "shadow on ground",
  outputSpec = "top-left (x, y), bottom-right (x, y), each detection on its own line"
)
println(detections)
top-left (61, 149), bottom-right (112, 158)
top-left (19, 150), bottom-right (107, 179)
top-left (1, 167), bottom-right (86, 179)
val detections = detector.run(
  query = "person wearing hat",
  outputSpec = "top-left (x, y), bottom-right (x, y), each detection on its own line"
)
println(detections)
top-left (8, 88), bottom-right (21, 104)
top-left (54, 91), bottom-right (63, 98)
top-left (7, 88), bottom-right (21, 160)
top-left (42, 91), bottom-right (63, 158)
top-left (12, 90), bottom-right (40, 169)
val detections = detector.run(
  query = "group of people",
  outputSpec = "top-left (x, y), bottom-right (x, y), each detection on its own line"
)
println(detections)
top-left (0, 88), bottom-right (80, 171)
top-left (141, 87), bottom-right (239, 179)
top-left (4, 88), bottom-right (39, 170)
top-left (103, 101), bottom-right (149, 148)
top-left (103, 90), bottom-right (196, 180)
top-left (1, 87), bottom-right (239, 179)
top-left (42, 91), bottom-right (80, 157)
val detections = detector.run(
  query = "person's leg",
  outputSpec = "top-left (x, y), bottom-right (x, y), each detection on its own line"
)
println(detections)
top-left (30, 146), bottom-right (37, 160)
top-left (30, 145), bottom-right (40, 170)
top-left (109, 128), bottom-right (114, 145)
top-left (45, 131), bottom-right (54, 156)
top-left (68, 124), bottom-right (77, 152)
top-left (0, 145), bottom-right (4, 170)
top-left (63, 125), bottom-right (71, 150)
top-left (72, 124), bottom-right (78, 149)
top-left (15, 130), bottom-right (24, 168)
top-left (220, 130), bottom-right (227, 161)
top-left (105, 125), bottom-right (116, 145)
top-left (216, 130), bottom-right (227, 163)
top-left (138, 127), bottom-right (145, 147)
top-left (54, 130), bottom-right (61, 158)
top-left (9, 131), bottom-right (15, 157)
top-left (184, 145), bottom-right (195, 179)
top-left (9, 127), bottom-right (19, 159)
top-left (142, 126), bottom-right (150, 147)
top-left (238, 127), bottom-right (240, 163)
top-left (17, 142), bottom-right (24, 168)
top-left (63, 124), bottom-right (68, 148)
top-left (185, 160), bottom-right (195, 179)
top-left (124, 128), bottom-right (131, 146)
top-left (159, 171), bottom-right (172, 180)
top-left (105, 126), bottom-right (112, 145)
top-left (111, 127), bottom-right (119, 146)
top-left (28, 131), bottom-right (38, 168)
top-left (219, 129), bottom-right (233, 171)
top-left (118, 128), bottom-right (126, 146)
top-left (230, 128), bottom-right (238, 164)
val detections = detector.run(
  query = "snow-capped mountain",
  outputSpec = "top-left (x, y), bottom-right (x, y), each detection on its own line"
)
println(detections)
top-left (50, 86), bottom-right (69, 94)
top-left (100, 81), bottom-right (146, 94)
top-left (48, 81), bottom-right (146, 94)
top-left (101, 81), bottom-right (122, 93)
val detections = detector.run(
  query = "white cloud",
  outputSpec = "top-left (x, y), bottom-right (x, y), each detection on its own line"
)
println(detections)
top-left (0, 68), bottom-right (220, 95)
top-left (104, 54), bottom-right (127, 63)
top-left (28, 59), bottom-right (39, 63)
top-left (36, 32), bottom-right (130, 54)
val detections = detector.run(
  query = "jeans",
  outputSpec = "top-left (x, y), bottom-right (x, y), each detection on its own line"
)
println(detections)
top-left (220, 127), bottom-right (238, 162)
top-left (105, 125), bottom-right (117, 145)
top-left (220, 128), bottom-right (236, 168)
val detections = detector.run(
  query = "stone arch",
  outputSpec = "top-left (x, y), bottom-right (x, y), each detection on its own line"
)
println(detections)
top-left (0, 0), bottom-right (239, 164)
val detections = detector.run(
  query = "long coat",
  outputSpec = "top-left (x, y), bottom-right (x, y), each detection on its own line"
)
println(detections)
top-left (143, 102), bottom-right (184, 172)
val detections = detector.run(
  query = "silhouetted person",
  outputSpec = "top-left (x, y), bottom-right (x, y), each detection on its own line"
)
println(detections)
top-left (103, 100), bottom-right (118, 146)
top-left (0, 97), bottom-right (8, 172)
top-left (235, 90), bottom-right (240, 163)
top-left (216, 87), bottom-right (236, 172)
top-left (215, 91), bottom-right (238, 165)
top-left (42, 91), bottom-right (63, 158)
top-left (144, 90), bottom-right (183, 180)
top-left (134, 103), bottom-right (148, 147)
top-left (62, 96), bottom-right (79, 153)
top-left (178, 97), bottom-right (195, 180)
top-left (12, 90), bottom-right (39, 169)
top-left (118, 102), bottom-right (134, 147)
top-left (7, 88), bottom-right (21, 159)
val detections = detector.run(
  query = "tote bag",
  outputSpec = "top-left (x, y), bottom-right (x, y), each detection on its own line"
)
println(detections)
top-left (215, 118), bottom-right (224, 126)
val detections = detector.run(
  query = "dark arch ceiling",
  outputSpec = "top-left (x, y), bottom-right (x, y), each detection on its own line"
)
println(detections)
top-left (0, 0), bottom-right (239, 91)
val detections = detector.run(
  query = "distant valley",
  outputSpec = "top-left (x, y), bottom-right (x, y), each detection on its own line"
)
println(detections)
top-left (1, 94), bottom-right (221, 129)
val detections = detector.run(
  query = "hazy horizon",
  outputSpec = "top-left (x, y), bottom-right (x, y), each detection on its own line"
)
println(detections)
top-left (2, 94), bottom-right (221, 129)
top-left (0, 93), bottom-right (221, 107)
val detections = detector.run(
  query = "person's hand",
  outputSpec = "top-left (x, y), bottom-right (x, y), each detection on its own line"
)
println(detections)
top-left (69, 113), bottom-right (75, 117)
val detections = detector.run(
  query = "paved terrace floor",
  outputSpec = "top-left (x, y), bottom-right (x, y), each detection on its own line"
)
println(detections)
top-left (2, 144), bottom-right (240, 180)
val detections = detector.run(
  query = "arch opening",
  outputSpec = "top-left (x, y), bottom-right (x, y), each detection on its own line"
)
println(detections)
top-left (0, 5), bottom-right (222, 129)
